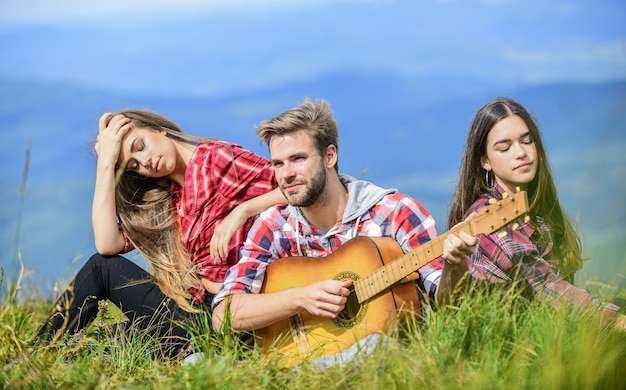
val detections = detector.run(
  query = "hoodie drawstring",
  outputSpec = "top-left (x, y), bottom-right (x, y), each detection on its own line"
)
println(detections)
top-left (296, 218), bottom-right (303, 256)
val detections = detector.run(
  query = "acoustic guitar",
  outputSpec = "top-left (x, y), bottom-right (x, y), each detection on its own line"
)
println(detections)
top-left (255, 191), bottom-right (529, 361)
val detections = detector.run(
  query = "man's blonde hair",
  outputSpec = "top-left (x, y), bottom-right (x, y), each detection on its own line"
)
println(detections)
top-left (255, 98), bottom-right (340, 171)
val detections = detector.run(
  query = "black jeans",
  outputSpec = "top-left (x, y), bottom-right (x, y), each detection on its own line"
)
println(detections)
top-left (35, 253), bottom-right (212, 356)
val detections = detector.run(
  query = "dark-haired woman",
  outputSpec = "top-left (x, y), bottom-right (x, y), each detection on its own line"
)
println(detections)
top-left (445, 97), bottom-right (623, 328)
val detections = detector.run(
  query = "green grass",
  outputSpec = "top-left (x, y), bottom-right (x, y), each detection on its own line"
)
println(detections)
top-left (2, 274), bottom-right (626, 390)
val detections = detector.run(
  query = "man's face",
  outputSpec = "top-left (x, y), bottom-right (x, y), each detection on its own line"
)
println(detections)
top-left (269, 129), bottom-right (328, 208)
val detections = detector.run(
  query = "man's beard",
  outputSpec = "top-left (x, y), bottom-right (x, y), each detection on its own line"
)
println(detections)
top-left (281, 163), bottom-right (327, 208)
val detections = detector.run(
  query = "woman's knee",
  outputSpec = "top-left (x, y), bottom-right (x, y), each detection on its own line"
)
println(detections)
top-left (77, 253), bottom-right (131, 289)
top-left (85, 253), bottom-right (136, 274)
top-left (86, 252), bottom-right (109, 267)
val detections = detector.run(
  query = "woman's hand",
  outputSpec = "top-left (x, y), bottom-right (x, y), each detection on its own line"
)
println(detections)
top-left (442, 211), bottom-right (478, 266)
top-left (210, 206), bottom-right (248, 261)
top-left (95, 113), bottom-right (133, 168)
top-left (442, 231), bottom-right (477, 266)
top-left (210, 188), bottom-right (286, 261)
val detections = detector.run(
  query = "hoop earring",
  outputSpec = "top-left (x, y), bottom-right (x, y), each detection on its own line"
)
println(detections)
top-left (485, 170), bottom-right (494, 188)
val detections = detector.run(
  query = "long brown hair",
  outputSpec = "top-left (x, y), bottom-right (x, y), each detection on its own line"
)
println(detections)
top-left (108, 109), bottom-right (215, 312)
top-left (447, 97), bottom-right (583, 279)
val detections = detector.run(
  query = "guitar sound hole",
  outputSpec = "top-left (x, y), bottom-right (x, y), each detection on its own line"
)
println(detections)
top-left (331, 272), bottom-right (367, 329)
top-left (333, 285), bottom-right (366, 328)
top-left (338, 286), bottom-right (360, 321)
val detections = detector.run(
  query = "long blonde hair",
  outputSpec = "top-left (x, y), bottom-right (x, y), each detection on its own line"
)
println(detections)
top-left (109, 109), bottom-right (215, 312)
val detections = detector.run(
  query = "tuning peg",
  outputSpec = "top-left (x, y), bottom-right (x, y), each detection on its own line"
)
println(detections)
top-left (502, 192), bottom-right (509, 199)
top-left (498, 230), bottom-right (508, 238)
top-left (524, 215), bottom-right (531, 223)
top-left (515, 186), bottom-right (521, 193)
top-left (488, 198), bottom-right (497, 205)
top-left (512, 222), bottom-right (519, 230)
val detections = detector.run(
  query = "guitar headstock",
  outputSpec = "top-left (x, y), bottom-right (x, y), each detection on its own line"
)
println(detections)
top-left (469, 190), bottom-right (530, 236)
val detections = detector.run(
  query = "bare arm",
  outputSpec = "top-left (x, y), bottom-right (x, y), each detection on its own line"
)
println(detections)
top-left (200, 277), bottom-right (222, 295)
top-left (210, 188), bottom-right (286, 260)
top-left (92, 113), bottom-right (133, 255)
top-left (212, 279), bottom-right (352, 331)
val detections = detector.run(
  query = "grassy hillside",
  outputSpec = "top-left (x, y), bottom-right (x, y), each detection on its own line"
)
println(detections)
top-left (2, 278), bottom-right (625, 389)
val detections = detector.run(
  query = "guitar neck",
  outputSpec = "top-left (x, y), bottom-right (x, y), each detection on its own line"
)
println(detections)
top-left (353, 190), bottom-right (529, 303)
top-left (353, 224), bottom-right (469, 304)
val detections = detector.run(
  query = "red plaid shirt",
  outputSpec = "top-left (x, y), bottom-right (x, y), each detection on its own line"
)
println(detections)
top-left (467, 184), bottom-right (620, 314)
top-left (213, 177), bottom-right (441, 309)
top-left (122, 142), bottom-right (276, 304)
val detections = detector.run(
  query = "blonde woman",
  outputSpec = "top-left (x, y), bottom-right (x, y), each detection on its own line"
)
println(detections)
top-left (36, 109), bottom-right (284, 355)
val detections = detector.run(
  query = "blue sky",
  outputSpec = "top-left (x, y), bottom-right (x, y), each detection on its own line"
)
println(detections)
top-left (0, 0), bottom-right (624, 97)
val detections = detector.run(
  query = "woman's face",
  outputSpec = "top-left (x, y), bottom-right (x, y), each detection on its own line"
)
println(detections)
top-left (118, 126), bottom-right (178, 178)
top-left (480, 114), bottom-right (538, 195)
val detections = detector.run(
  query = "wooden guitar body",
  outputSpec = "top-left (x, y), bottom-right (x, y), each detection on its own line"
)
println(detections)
top-left (257, 236), bottom-right (421, 360)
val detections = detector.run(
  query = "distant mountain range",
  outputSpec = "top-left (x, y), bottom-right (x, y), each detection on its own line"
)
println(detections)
top-left (1, 74), bottom-right (625, 298)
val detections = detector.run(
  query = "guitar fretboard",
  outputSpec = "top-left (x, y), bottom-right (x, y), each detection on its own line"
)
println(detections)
top-left (353, 192), bottom-right (528, 303)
